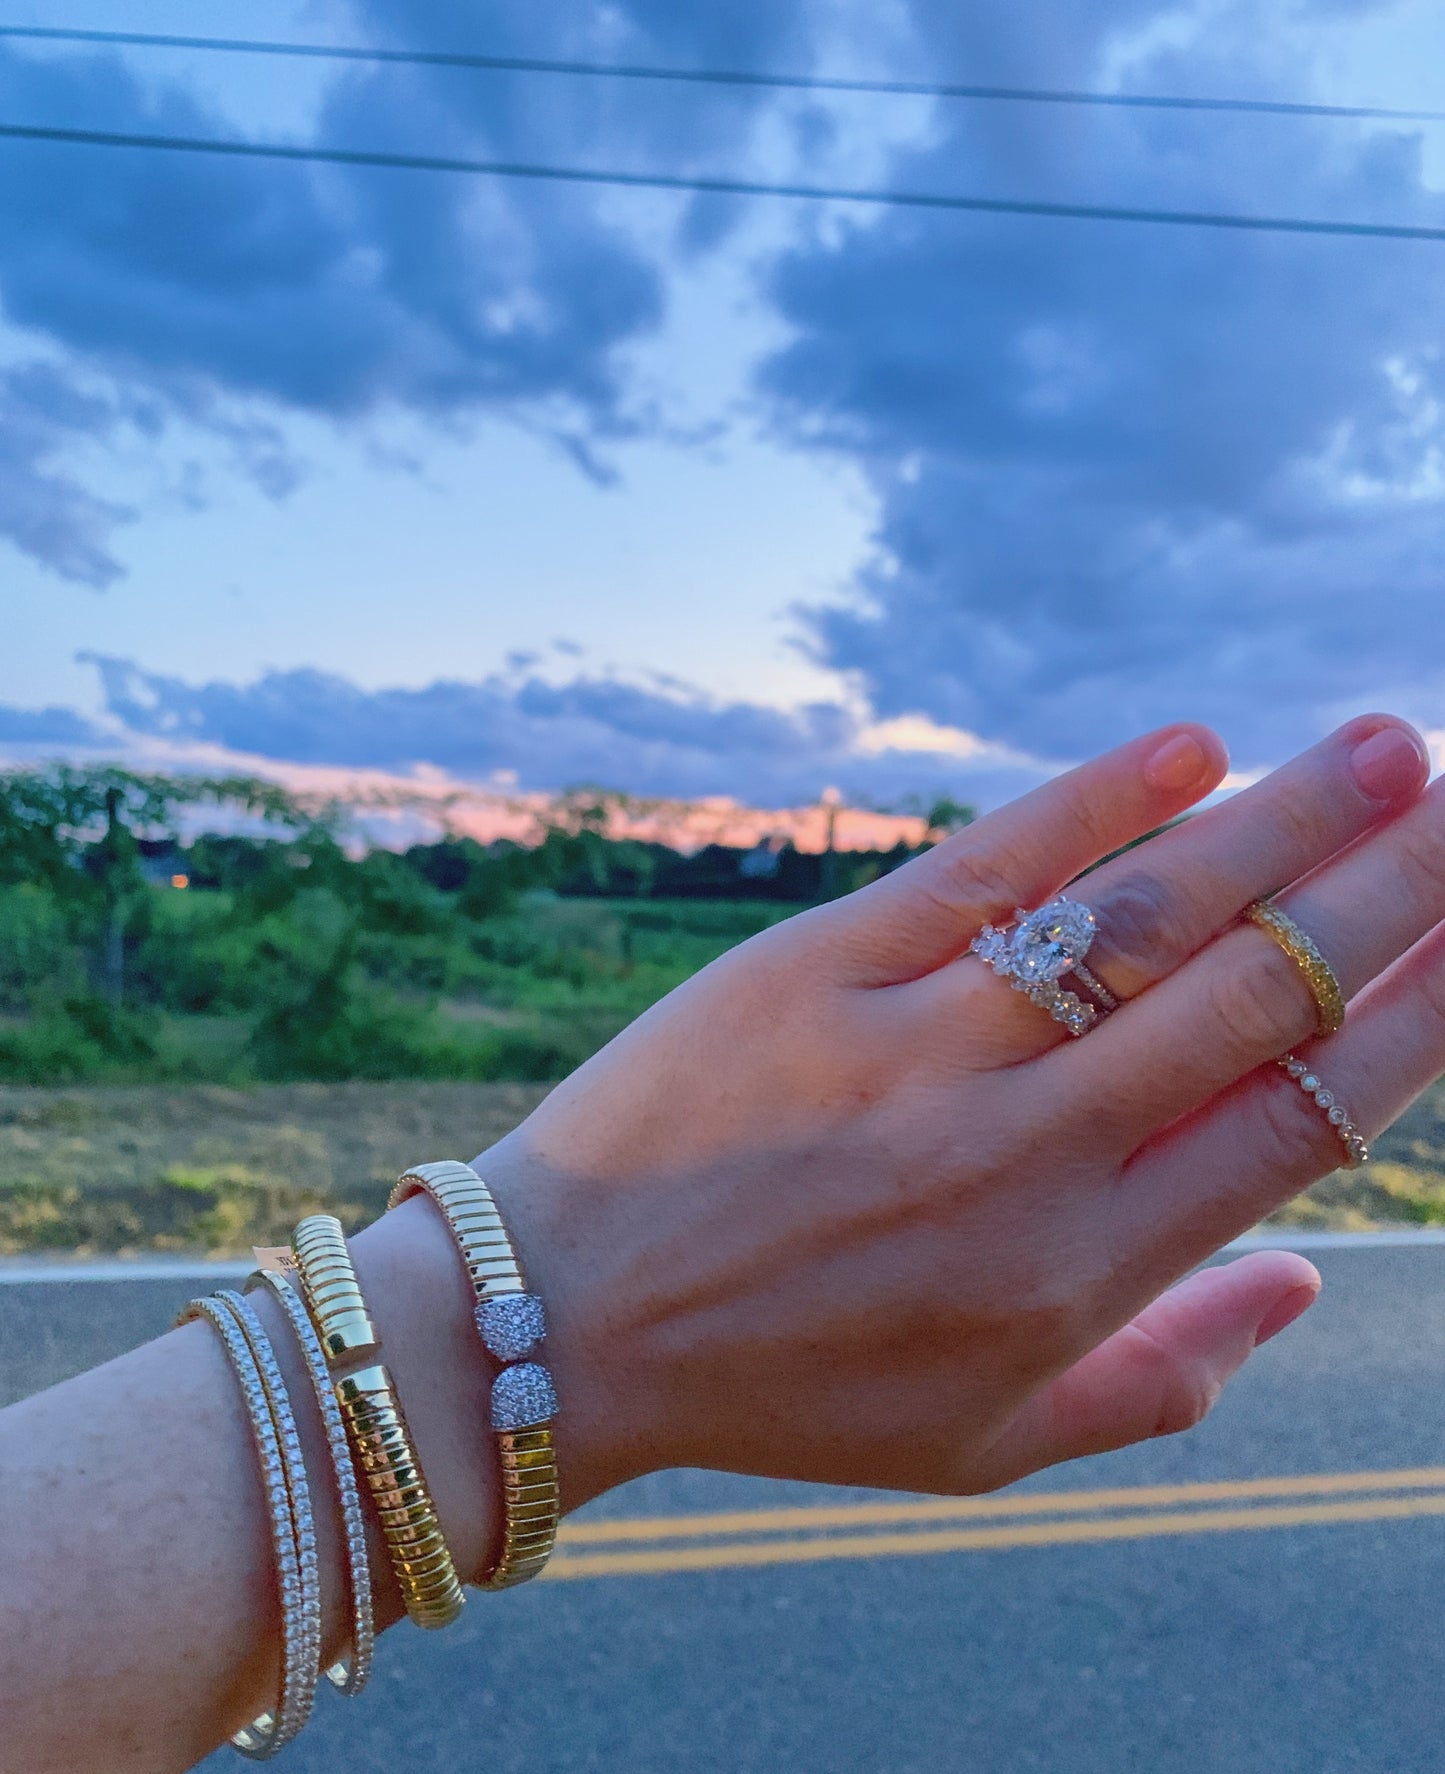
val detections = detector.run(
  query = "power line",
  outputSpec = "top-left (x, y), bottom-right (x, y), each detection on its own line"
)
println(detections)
top-left (4, 118), bottom-right (1445, 242)
top-left (1, 22), bottom-right (1442, 125)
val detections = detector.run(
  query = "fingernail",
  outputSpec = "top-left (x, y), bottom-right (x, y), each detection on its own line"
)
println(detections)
top-left (1145, 731), bottom-right (1211, 792)
top-left (1351, 725), bottom-right (1429, 803)
top-left (1253, 1282), bottom-right (1321, 1347)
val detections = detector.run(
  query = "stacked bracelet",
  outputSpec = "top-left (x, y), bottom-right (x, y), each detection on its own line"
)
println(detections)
top-left (291, 1214), bottom-right (465, 1631)
top-left (388, 1161), bottom-right (560, 1590)
top-left (178, 1294), bottom-right (320, 1758)
top-left (250, 1268), bottom-right (375, 1695)
top-left (184, 1167), bottom-right (560, 1753)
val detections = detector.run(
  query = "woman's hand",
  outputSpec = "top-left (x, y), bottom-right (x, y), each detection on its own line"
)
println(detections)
top-left (479, 715), bottom-right (1440, 1504)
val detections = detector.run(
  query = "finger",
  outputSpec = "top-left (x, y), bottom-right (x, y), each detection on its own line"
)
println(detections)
top-left (904, 715), bottom-right (1427, 1064)
top-left (814, 724), bottom-right (1228, 987)
top-left (1121, 917), bottom-right (1445, 1258)
top-left (970, 1254), bottom-right (1321, 1491)
top-left (1055, 766), bottom-right (1445, 1149)
top-left (1072, 716), bottom-right (1427, 1000)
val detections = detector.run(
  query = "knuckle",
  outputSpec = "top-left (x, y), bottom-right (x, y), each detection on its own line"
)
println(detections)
top-left (1389, 824), bottom-right (1445, 907)
top-left (1052, 791), bottom-right (1118, 863)
top-left (1252, 1066), bottom-right (1336, 1173)
top-left (1153, 1372), bottom-right (1220, 1439)
top-left (1416, 958), bottom-right (1445, 1036)
top-left (1134, 1326), bottom-right (1221, 1438)
top-left (919, 840), bottom-right (1020, 925)
top-left (1090, 869), bottom-right (1187, 975)
top-left (1203, 942), bottom-right (1312, 1054)
top-left (1265, 788), bottom-right (1331, 860)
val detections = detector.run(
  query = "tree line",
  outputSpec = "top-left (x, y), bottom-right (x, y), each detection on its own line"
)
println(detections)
top-left (0, 766), bottom-right (972, 1085)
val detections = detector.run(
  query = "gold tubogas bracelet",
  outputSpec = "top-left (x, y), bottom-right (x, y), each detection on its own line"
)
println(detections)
top-left (290, 1214), bottom-right (465, 1630)
top-left (388, 1161), bottom-right (560, 1590)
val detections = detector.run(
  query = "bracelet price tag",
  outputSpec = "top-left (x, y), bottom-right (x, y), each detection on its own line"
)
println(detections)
top-left (252, 1245), bottom-right (300, 1276)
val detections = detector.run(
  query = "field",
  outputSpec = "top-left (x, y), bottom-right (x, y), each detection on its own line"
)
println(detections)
top-left (3, 777), bottom-right (1443, 1257)
top-left (3, 1072), bottom-right (1445, 1258)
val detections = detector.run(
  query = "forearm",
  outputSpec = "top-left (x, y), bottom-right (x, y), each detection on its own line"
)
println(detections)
top-left (0, 1193), bottom-right (538, 1773)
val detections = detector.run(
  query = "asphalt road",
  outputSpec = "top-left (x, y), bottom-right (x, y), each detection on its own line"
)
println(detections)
top-left (4, 1241), bottom-right (1445, 1774)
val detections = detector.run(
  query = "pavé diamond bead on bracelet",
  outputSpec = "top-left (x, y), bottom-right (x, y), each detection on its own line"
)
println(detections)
top-left (387, 1161), bottom-right (561, 1589)
top-left (290, 1213), bottom-right (466, 1630)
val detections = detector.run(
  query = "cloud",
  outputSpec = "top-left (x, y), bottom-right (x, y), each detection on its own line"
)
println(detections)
top-left (0, 29), bottom-right (660, 421)
top-left (70, 653), bottom-right (1045, 808)
top-left (0, 694), bottom-right (105, 745)
top-left (0, 363), bottom-right (134, 584)
top-left (759, 0), bottom-right (1445, 765)
top-left (0, 1), bottom-right (831, 583)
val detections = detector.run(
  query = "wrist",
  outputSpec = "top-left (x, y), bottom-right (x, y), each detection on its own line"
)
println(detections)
top-left (478, 1133), bottom-right (670, 1508)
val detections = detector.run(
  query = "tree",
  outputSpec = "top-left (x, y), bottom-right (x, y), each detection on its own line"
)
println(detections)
top-left (0, 765), bottom-right (319, 1005)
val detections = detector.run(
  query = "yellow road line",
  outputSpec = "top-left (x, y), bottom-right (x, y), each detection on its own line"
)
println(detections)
top-left (544, 1490), bottom-right (1445, 1580)
top-left (556, 1466), bottom-right (1445, 1546)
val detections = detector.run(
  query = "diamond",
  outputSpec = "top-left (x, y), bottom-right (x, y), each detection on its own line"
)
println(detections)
top-left (1327, 1106), bottom-right (1347, 1126)
top-left (1286, 1059), bottom-right (1306, 1077)
top-left (476, 1293), bottom-right (546, 1362)
top-left (1301, 1075), bottom-right (1320, 1093)
top-left (1314, 1089), bottom-right (1334, 1108)
top-left (491, 1362), bottom-right (558, 1431)
top-left (1009, 898), bottom-right (1098, 984)
top-left (970, 927), bottom-right (1007, 964)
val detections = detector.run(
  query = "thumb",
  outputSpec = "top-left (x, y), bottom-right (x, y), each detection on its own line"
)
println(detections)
top-left (970, 1252), bottom-right (1321, 1491)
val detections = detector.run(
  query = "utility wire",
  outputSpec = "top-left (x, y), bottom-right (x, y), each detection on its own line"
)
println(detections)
top-left (1, 22), bottom-right (1441, 125)
top-left (3, 118), bottom-right (1444, 242)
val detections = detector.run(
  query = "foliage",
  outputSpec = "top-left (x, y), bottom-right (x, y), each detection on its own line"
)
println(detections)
top-left (0, 763), bottom-right (919, 1086)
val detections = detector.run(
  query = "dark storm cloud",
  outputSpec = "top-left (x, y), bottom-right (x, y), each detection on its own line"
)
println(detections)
top-left (760, 0), bottom-right (1445, 765)
top-left (78, 654), bottom-right (1043, 808)
top-left (0, 363), bottom-right (136, 585)
top-left (0, 2), bottom-right (821, 583)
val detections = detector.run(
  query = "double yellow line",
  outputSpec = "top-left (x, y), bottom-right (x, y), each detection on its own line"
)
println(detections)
top-left (543, 1466), bottom-right (1445, 1581)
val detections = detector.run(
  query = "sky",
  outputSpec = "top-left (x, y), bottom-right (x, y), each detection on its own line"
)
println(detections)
top-left (6, 0), bottom-right (1445, 817)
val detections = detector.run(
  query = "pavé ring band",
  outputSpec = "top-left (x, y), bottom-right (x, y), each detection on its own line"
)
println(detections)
top-left (1245, 900), bottom-right (1346, 1037)
top-left (970, 896), bottom-right (1116, 1036)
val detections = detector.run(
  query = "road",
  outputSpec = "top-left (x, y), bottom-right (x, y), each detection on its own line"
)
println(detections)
top-left (4, 1240), bottom-right (1445, 1774)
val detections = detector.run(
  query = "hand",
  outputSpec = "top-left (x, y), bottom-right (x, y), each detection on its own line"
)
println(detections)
top-left (481, 715), bottom-right (1437, 1503)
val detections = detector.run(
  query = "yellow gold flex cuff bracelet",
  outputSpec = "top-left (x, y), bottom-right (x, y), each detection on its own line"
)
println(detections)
top-left (388, 1161), bottom-right (560, 1590)
top-left (1245, 899), bottom-right (1346, 1037)
top-left (290, 1213), bottom-right (465, 1630)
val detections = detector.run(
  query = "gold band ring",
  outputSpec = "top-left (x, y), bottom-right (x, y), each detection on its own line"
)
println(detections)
top-left (1245, 900), bottom-right (1346, 1037)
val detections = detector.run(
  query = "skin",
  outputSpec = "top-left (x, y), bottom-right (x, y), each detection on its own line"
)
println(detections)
top-left (5, 713), bottom-right (1445, 1772)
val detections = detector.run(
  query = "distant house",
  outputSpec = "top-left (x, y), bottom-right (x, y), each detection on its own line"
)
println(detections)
top-left (137, 838), bottom-right (190, 888)
top-left (739, 836), bottom-right (786, 880)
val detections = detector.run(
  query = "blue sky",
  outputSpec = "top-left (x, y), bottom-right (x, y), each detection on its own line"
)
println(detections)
top-left (6, 0), bottom-right (1445, 809)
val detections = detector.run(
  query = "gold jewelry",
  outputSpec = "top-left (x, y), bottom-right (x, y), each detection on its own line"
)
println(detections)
top-left (291, 1214), bottom-right (465, 1630)
top-left (1245, 900), bottom-right (1346, 1036)
top-left (388, 1161), bottom-right (560, 1590)
top-left (1279, 1054), bottom-right (1369, 1168)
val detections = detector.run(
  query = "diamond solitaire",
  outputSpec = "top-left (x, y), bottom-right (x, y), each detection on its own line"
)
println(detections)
top-left (969, 895), bottom-right (1112, 1036)
top-left (1010, 899), bottom-right (1099, 983)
